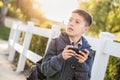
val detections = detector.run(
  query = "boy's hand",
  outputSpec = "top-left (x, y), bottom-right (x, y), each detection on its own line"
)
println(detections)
top-left (75, 49), bottom-right (89, 63)
top-left (62, 45), bottom-right (75, 60)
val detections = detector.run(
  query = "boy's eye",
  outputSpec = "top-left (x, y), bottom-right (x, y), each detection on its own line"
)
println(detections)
top-left (69, 19), bottom-right (81, 24)
top-left (76, 21), bottom-right (80, 24)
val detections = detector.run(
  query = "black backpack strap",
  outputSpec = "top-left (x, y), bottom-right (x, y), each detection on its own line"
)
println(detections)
top-left (36, 59), bottom-right (46, 80)
top-left (27, 59), bottom-right (46, 80)
top-left (26, 65), bottom-right (39, 80)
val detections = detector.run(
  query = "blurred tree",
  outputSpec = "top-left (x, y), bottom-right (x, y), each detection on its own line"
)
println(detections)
top-left (105, 56), bottom-right (120, 80)
top-left (0, 0), bottom-right (47, 24)
top-left (15, 0), bottom-right (46, 23)
top-left (78, 0), bottom-right (120, 35)
top-left (1, 0), bottom-right (60, 26)
top-left (0, 0), bottom-right (11, 25)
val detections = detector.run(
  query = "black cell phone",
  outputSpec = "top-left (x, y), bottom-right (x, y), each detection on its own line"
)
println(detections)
top-left (69, 47), bottom-right (79, 54)
top-left (69, 47), bottom-right (86, 55)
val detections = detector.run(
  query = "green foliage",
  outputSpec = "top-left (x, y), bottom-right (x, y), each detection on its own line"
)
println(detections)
top-left (0, 25), bottom-right (10, 40)
top-left (7, 7), bottom-right (27, 21)
top-left (79, 0), bottom-right (120, 35)
top-left (5, 1), bottom-right (27, 21)
top-left (29, 23), bottom-right (52, 56)
top-left (29, 34), bottom-right (48, 56)
top-left (105, 56), bottom-right (120, 80)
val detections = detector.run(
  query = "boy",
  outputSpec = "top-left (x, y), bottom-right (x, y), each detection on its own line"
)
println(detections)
top-left (41, 9), bottom-right (94, 80)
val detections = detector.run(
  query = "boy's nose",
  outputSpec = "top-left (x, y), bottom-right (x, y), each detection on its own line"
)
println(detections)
top-left (69, 21), bottom-right (75, 27)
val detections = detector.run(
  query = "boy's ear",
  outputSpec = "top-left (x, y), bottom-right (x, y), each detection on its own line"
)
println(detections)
top-left (85, 27), bottom-right (90, 32)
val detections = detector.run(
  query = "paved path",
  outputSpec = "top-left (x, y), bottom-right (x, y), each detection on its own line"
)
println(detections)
top-left (0, 40), bottom-right (26, 80)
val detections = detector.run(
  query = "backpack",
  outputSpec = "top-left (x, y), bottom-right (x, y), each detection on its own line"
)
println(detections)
top-left (26, 59), bottom-right (46, 80)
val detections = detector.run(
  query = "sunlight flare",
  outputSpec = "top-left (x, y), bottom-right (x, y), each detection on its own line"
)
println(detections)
top-left (35, 0), bottom-right (79, 22)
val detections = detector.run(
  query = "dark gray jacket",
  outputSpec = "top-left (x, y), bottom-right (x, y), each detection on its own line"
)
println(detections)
top-left (41, 32), bottom-right (94, 80)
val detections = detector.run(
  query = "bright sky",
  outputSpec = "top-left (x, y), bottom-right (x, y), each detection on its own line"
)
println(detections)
top-left (35, 0), bottom-right (79, 23)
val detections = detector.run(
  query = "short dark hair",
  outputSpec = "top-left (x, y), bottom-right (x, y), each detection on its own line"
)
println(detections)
top-left (72, 9), bottom-right (92, 26)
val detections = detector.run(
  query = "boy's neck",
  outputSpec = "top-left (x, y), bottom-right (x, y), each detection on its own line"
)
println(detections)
top-left (69, 35), bottom-right (82, 45)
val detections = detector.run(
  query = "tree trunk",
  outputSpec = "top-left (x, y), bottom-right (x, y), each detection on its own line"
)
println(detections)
top-left (0, 1), bottom-right (8, 25)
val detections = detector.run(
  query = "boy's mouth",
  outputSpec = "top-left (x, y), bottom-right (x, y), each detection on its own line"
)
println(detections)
top-left (68, 27), bottom-right (74, 32)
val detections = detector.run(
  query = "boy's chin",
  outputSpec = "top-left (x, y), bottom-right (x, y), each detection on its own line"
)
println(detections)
top-left (66, 32), bottom-right (74, 37)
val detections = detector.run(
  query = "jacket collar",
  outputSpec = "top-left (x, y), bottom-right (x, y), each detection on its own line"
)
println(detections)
top-left (59, 32), bottom-right (91, 49)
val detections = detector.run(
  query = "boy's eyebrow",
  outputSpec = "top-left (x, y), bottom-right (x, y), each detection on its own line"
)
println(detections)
top-left (76, 19), bottom-right (81, 21)
top-left (69, 17), bottom-right (81, 20)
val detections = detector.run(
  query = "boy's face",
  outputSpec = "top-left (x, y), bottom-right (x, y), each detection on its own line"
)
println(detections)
top-left (66, 13), bottom-right (89, 37)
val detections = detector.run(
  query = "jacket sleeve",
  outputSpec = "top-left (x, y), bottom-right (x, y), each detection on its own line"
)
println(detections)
top-left (74, 47), bottom-right (94, 80)
top-left (41, 39), bottom-right (64, 77)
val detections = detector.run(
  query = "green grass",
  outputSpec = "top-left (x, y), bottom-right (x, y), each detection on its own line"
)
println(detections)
top-left (0, 25), bottom-right (10, 40)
